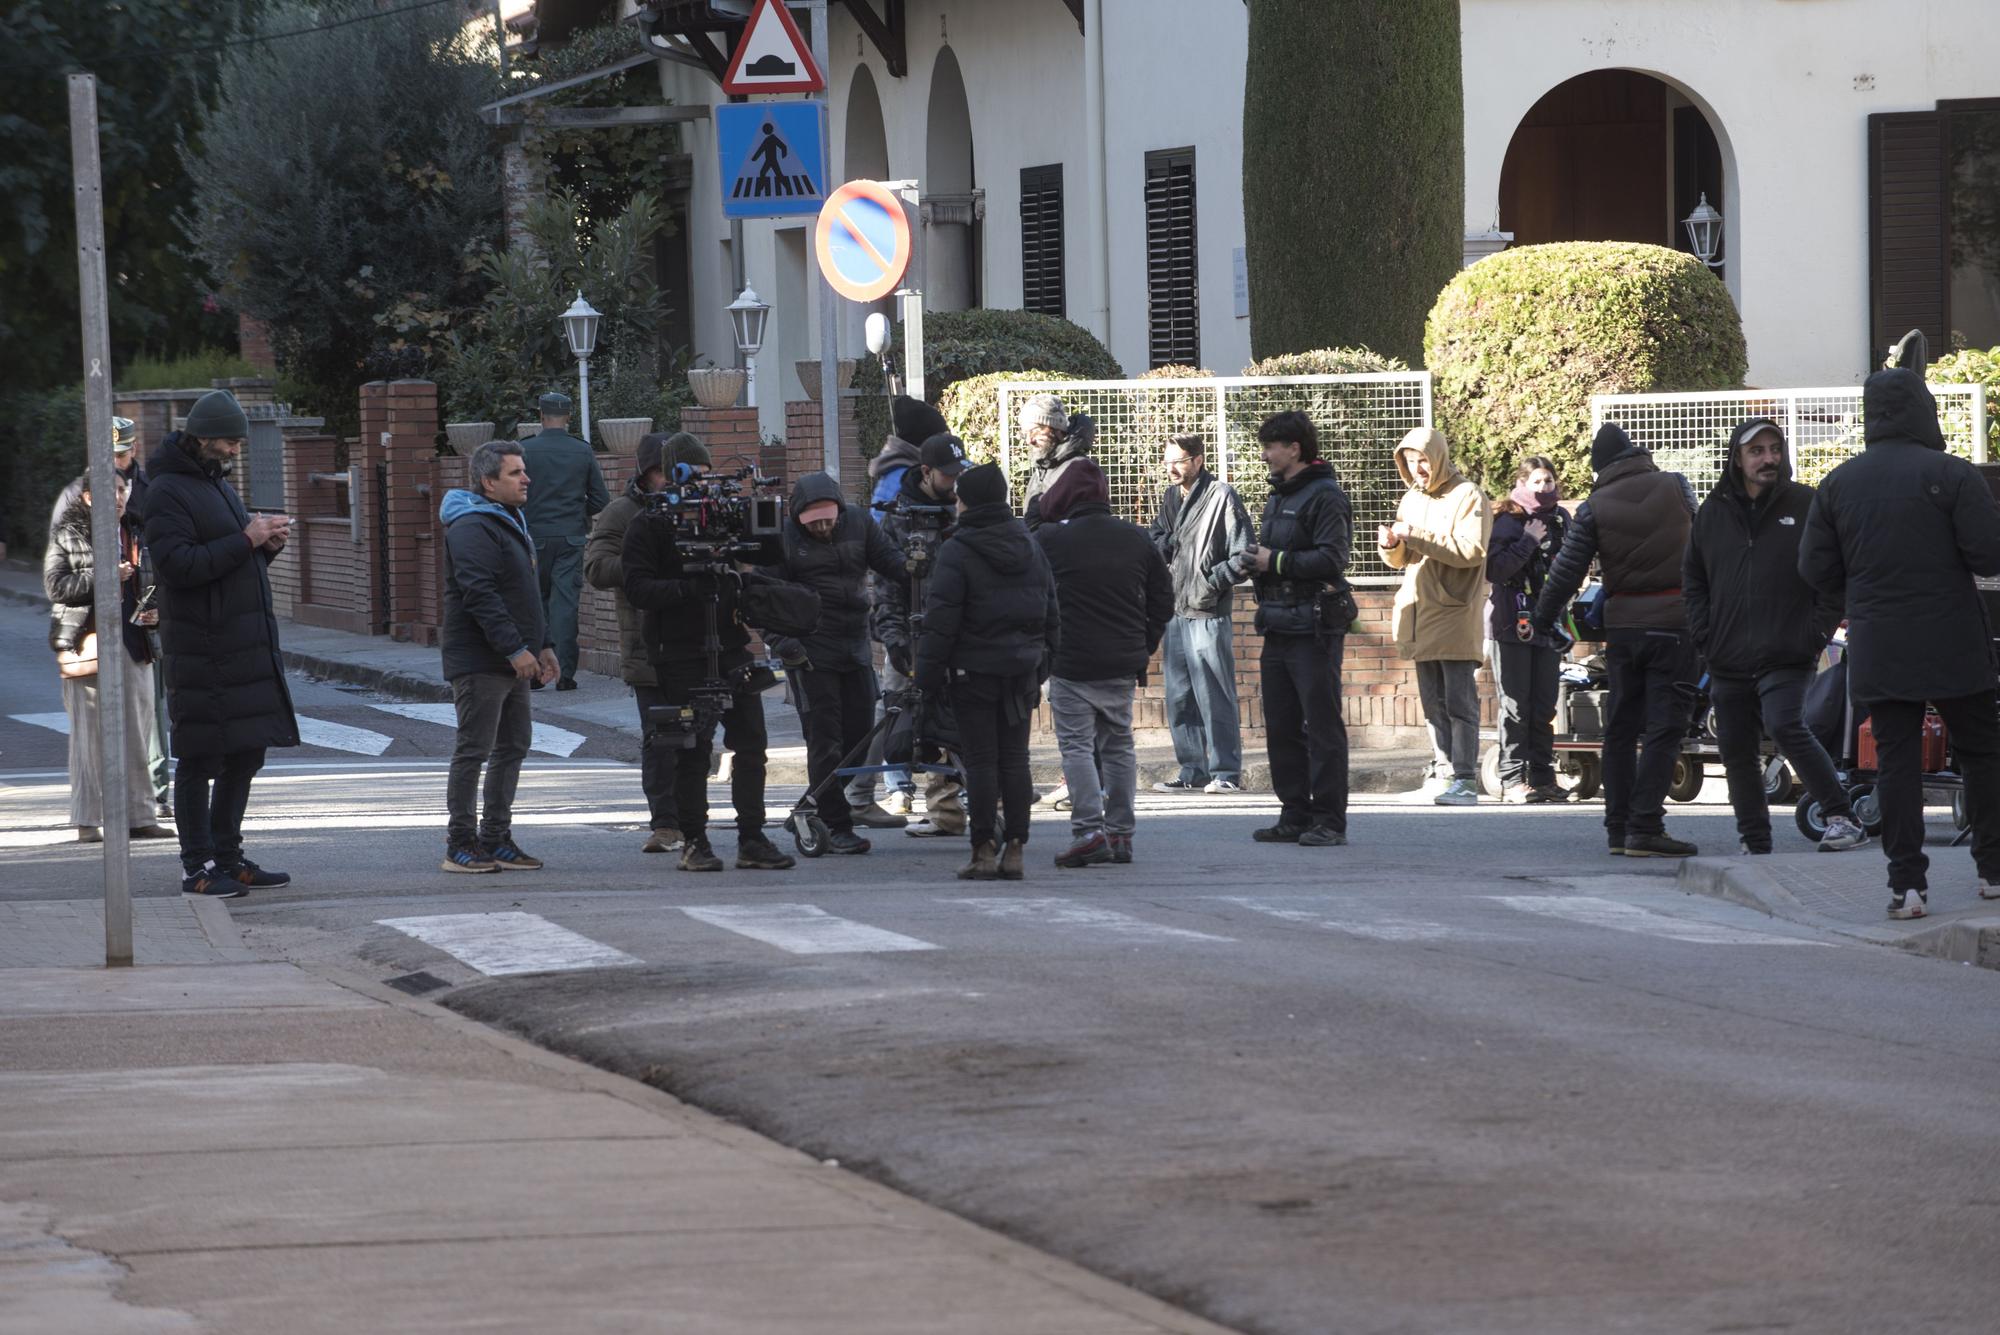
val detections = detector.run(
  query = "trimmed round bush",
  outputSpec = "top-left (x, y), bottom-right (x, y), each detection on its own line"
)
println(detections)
top-left (919, 308), bottom-right (1122, 401)
top-left (1243, 346), bottom-right (1409, 377)
top-left (1931, 345), bottom-right (2000, 458)
top-left (938, 370), bottom-right (1085, 462)
top-left (1424, 242), bottom-right (1747, 496)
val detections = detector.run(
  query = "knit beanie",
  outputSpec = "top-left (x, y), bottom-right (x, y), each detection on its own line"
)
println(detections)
top-left (1590, 422), bottom-right (1636, 474)
top-left (184, 389), bottom-right (249, 440)
top-left (636, 432), bottom-right (670, 480)
top-left (891, 395), bottom-right (947, 445)
top-left (956, 462), bottom-right (1009, 508)
top-left (1017, 394), bottom-right (1069, 436)
top-left (665, 431), bottom-right (711, 471)
top-left (1038, 458), bottom-right (1107, 522)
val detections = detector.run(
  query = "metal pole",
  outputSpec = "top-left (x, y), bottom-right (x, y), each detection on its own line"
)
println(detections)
top-left (492, 0), bottom-right (509, 79)
top-left (746, 352), bottom-right (758, 409)
top-left (578, 356), bottom-right (591, 443)
top-left (808, 0), bottom-right (839, 481)
top-left (894, 182), bottom-right (925, 400)
top-left (70, 74), bottom-right (131, 967)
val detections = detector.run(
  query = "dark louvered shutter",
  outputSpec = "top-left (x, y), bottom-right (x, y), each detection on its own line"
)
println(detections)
top-left (1020, 164), bottom-right (1066, 317)
top-left (1145, 148), bottom-right (1199, 368)
top-left (1869, 111), bottom-right (1948, 366)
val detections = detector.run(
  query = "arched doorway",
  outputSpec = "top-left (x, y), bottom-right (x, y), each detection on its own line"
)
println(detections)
top-left (924, 46), bottom-right (980, 311)
top-left (1498, 70), bottom-right (1728, 277)
top-left (844, 65), bottom-right (889, 181)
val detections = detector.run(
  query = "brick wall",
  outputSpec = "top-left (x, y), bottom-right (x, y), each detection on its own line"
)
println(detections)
top-left (783, 399), bottom-right (867, 500)
top-left (577, 455), bottom-right (635, 679)
top-left (237, 314), bottom-right (276, 373)
top-left (366, 380), bottom-right (442, 644)
top-left (681, 406), bottom-right (762, 477)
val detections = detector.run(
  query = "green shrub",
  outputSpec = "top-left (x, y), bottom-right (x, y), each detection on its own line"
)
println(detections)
top-left (1931, 345), bottom-right (2000, 458)
top-left (120, 350), bottom-right (259, 392)
top-left (877, 309), bottom-right (1120, 406)
top-left (1242, 347), bottom-right (1409, 377)
top-left (1424, 242), bottom-right (1747, 495)
top-left (3, 385), bottom-right (87, 559)
top-left (938, 370), bottom-right (1086, 462)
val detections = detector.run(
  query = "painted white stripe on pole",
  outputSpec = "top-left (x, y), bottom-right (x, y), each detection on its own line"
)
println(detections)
top-left (366, 700), bottom-right (588, 757)
top-left (293, 715), bottom-right (395, 756)
top-left (1217, 895), bottom-right (1473, 942)
top-left (1488, 896), bottom-right (1829, 946)
top-left (8, 713), bottom-right (72, 736)
top-left (376, 911), bottom-right (641, 975)
top-left (680, 903), bottom-right (939, 955)
top-left (948, 898), bottom-right (1234, 943)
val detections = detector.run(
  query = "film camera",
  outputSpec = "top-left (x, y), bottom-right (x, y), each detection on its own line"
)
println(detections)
top-left (871, 495), bottom-right (954, 578)
top-left (643, 464), bottom-right (784, 563)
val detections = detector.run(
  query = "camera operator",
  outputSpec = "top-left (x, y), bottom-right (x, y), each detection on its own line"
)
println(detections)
top-left (621, 460), bottom-right (794, 874)
top-left (875, 435), bottom-right (972, 838)
top-left (769, 471), bottom-right (910, 855)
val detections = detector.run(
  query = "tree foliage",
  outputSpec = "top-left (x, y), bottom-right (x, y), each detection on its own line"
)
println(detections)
top-left (1242, 0), bottom-right (1463, 364)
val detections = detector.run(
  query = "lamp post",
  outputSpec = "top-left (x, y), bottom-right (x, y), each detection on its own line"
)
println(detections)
top-left (560, 291), bottom-right (601, 440)
top-left (727, 286), bottom-right (772, 408)
top-left (1683, 193), bottom-right (1724, 269)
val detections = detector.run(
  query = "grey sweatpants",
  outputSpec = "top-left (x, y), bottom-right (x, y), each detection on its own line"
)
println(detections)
top-left (447, 671), bottom-right (533, 847)
top-left (1416, 658), bottom-right (1481, 781)
top-left (1049, 676), bottom-right (1138, 838)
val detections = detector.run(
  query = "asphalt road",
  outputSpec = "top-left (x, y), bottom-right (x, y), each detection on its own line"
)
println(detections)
top-left (5, 594), bottom-right (1998, 1334)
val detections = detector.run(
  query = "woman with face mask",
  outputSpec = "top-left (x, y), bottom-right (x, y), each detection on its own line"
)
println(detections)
top-left (1487, 456), bottom-right (1570, 803)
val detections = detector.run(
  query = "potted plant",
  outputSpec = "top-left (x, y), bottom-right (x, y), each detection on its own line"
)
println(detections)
top-left (795, 357), bottom-right (858, 401)
top-left (688, 366), bottom-right (746, 409)
top-left (596, 417), bottom-right (653, 454)
top-left (442, 421), bottom-right (495, 456)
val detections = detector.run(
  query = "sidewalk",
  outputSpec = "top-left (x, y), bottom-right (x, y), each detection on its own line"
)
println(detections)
top-left (0, 901), bottom-right (1235, 1335)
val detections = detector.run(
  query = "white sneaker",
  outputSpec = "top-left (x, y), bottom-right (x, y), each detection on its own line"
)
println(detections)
top-left (1433, 778), bottom-right (1479, 806)
top-left (1203, 778), bottom-right (1243, 794)
top-left (905, 819), bottom-right (963, 838)
top-left (1037, 782), bottom-right (1071, 808)
top-left (1818, 815), bottom-right (1870, 852)
top-left (1978, 879), bottom-right (2000, 901)
top-left (1887, 886), bottom-right (1928, 920)
top-left (883, 788), bottom-right (915, 816)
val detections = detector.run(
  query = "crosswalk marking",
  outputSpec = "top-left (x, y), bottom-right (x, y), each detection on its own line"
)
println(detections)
top-left (947, 897), bottom-right (1234, 943)
top-left (8, 713), bottom-right (71, 736)
top-left (1217, 895), bottom-right (1475, 942)
top-left (1487, 895), bottom-right (1830, 946)
top-left (376, 911), bottom-right (641, 975)
top-left (365, 701), bottom-right (588, 757)
top-left (679, 903), bottom-right (939, 955)
top-left (294, 715), bottom-right (395, 756)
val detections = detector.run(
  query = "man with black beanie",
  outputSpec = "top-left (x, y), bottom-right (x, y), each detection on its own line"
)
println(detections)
top-left (915, 462), bottom-right (1060, 880)
top-left (1534, 422), bottom-right (1700, 858)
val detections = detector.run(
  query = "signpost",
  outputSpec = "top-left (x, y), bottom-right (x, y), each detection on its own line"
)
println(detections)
top-left (815, 179), bottom-right (926, 400)
top-left (716, 101), bottom-right (826, 220)
top-left (720, 0), bottom-right (825, 95)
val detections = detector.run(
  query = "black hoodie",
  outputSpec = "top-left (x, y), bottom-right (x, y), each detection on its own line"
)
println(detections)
top-left (1036, 499), bottom-right (1172, 681)
top-left (914, 501), bottom-right (1061, 691)
top-left (1799, 368), bottom-right (2000, 703)
top-left (771, 471), bottom-right (907, 671)
top-left (1684, 419), bottom-right (1840, 676)
top-left (1250, 460), bottom-right (1352, 634)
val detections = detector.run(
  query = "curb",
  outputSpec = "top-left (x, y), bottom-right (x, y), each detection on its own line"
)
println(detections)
top-left (1676, 856), bottom-right (2000, 968)
top-left (282, 648), bottom-right (452, 703)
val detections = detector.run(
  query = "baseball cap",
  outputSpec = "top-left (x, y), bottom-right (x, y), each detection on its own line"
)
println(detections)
top-left (797, 499), bottom-right (841, 525)
top-left (919, 433), bottom-right (969, 476)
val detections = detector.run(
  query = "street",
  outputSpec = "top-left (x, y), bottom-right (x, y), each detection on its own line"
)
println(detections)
top-left (5, 593), bottom-right (1999, 1334)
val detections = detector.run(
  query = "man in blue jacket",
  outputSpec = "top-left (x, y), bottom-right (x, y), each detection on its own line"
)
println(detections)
top-left (439, 441), bottom-right (558, 873)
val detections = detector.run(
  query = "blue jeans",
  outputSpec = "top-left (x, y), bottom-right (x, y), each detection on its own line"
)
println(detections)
top-left (1163, 615), bottom-right (1241, 785)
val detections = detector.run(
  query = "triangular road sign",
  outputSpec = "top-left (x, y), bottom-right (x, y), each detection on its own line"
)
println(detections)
top-left (721, 0), bottom-right (825, 95)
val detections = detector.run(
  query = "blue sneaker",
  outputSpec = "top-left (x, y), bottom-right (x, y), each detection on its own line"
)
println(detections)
top-left (440, 844), bottom-right (499, 874)
top-left (220, 859), bottom-right (290, 888)
top-left (487, 840), bottom-right (544, 871)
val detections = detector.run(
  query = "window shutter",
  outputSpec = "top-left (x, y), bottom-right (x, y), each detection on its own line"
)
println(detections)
top-left (1869, 111), bottom-right (1948, 365)
top-left (1020, 164), bottom-right (1066, 318)
top-left (1145, 148), bottom-right (1199, 369)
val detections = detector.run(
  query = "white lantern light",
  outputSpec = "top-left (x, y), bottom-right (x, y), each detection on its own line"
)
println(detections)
top-left (560, 291), bottom-right (602, 360)
top-left (727, 286), bottom-right (771, 357)
top-left (1683, 194), bottom-right (1724, 269)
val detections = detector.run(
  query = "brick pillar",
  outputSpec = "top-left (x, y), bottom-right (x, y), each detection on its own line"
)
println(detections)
top-left (575, 455), bottom-right (635, 680)
top-left (237, 313), bottom-right (277, 373)
top-left (272, 434), bottom-right (335, 622)
top-left (680, 406), bottom-right (762, 476)
top-left (369, 380), bottom-right (442, 642)
top-left (213, 375), bottom-right (276, 407)
top-left (783, 398), bottom-right (864, 500)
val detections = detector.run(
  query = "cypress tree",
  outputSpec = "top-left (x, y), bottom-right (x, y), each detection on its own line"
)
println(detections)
top-left (1242, 0), bottom-right (1464, 364)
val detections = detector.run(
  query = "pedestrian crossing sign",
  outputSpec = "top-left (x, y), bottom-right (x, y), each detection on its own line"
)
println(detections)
top-left (718, 101), bottom-right (826, 220)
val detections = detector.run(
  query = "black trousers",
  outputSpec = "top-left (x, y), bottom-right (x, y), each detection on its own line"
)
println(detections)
top-left (1602, 628), bottom-right (1696, 839)
top-left (953, 672), bottom-right (1034, 848)
top-left (173, 748), bottom-right (265, 874)
top-left (657, 663), bottom-right (767, 842)
top-left (632, 683), bottom-right (680, 831)
top-left (1710, 667), bottom-right (1851, 848)
top-left (1260, 632), bottom-right (1348, 832)
top-left (796, 663), bottom-right (877, 833)
top-left (1871, 692), bottom-right (2000, 891)
top-left (1492, 640), bottom-right (1561, 788)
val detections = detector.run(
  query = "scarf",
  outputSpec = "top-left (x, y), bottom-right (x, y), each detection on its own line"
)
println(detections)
top-left (1510, 482), bottom-right (1559, 515)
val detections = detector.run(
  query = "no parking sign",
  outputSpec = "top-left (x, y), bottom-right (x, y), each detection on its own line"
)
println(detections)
top-left (814, 180), bottom-right (914, 303)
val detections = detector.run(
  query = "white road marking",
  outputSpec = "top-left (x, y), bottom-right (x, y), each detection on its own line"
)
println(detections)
top-left (947, 897), bottom-right (1234, 943)
top-left (375, 911), bottom-right (641, 975)
top-left (1488, 895), bottom-right (1830, 946)
top-left (1217, 895), bottom-right (1483, 942)
top-left (366, 701), bottom-right (588, 757)
top-left (8, 713), bottom-right (71, 736)
top-left (293, 715), bottom-right (395, 756)
top-left (680, 903), bottom-right (939, 955)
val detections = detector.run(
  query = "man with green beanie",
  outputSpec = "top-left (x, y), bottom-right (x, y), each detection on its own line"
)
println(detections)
top-left (520, 391), bottom-right (608, 690)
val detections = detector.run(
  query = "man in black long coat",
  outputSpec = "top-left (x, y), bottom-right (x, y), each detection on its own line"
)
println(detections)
top-left (143, 389), bottom-right (299, 897)
top-left (1800, 368), bottom-right (2000, 918)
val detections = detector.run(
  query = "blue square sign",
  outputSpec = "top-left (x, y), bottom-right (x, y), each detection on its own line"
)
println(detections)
top-left (718, 101), bottom-right (826, 220)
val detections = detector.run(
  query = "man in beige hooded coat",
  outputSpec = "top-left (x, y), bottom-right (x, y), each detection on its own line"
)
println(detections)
top-left (1380, 427), bottom-right (1492, 806)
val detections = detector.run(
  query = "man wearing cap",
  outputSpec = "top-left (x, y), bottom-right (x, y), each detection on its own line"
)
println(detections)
top-left (586, 432), bottom-right (707, 854)
top-left (1018, 394), bottom-right (1093, 531)
top-left (520, 391), bottom-right (608, 691)
top-left (769, 470), bottom-right (910, 855)
top-left (143, 389), bottom-right (299, 897)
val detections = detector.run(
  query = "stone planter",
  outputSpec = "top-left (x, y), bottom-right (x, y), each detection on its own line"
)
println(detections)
top-left (515, 423), bottom-right (539, 440)
top-left (442, 421), bottom-right (495, 456)
top-left (794, 358), bottom-right (858, 401)
top-left (596, 417), bottom-right (652, 455)
top-left (688, 367), bottom-right (746, 409)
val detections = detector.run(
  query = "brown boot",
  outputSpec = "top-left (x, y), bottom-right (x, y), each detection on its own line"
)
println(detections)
top-left (957, 841), bottom-right (1000, 880)
top-left (999, 839), bottom-right (1025, 881)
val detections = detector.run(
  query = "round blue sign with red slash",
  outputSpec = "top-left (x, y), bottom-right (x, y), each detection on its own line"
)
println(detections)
top-left (815, 181), bottom-right (913, 303)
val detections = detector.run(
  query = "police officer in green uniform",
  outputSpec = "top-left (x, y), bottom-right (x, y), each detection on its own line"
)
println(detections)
top-left (519, 392), bottom-right (609, 690)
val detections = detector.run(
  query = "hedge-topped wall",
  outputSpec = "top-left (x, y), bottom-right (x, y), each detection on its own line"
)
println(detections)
top-left (1243, 0), bottom-right (1462, 365)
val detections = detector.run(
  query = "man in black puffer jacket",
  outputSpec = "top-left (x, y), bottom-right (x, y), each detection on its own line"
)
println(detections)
top-left (769, 471), bottom-right (908, 854)
top-left (1800, 368), bottom-right (2000, 918)
top-left (916, 463), bottom-right (1061, 880)
top-left (1686, 419), bottom-right (1862, 857)
top-left (1036, 459), bottom-right (1171, 868)
top-left (143, 390), bottom-right (299, 896)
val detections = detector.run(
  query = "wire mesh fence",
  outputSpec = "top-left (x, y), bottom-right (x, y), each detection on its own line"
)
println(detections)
top-left (997, 373), bottom-right (1432, 585)
top-left (1590, 384), bottom-right (1989, 493)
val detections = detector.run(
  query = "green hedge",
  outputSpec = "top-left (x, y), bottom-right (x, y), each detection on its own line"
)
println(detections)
top-left (1931, 345), bottom-right (2000, 458)
top-left (1243, 0), bottom-right (1462, 364)
top-left (938, 370), bottom-right (1086, 462)
top-left (1424, 242), bottom-right (1747, 495)
top-left (1242, 347), bottom-right (1409, 376)
top-left (3, 386), bottom-right (87, 560)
